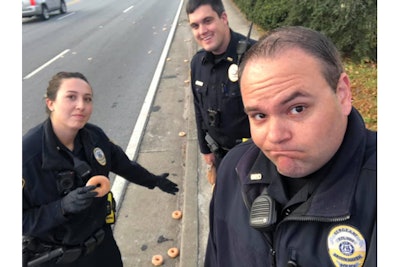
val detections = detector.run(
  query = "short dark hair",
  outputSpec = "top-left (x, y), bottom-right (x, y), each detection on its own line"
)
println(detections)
top-left (239, 26), bottom-right (343, 91)
top-left (186, 0), bottom-right (225, 16)
top-left (45, 71), bottom-right (91, 114)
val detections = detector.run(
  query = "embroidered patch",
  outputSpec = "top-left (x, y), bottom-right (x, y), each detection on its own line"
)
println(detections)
top-left (228, 64), bottom-right (239, 82)
top-left (327, 225), bottom-right (366, 267)
top-left (93, 147), bottom-right (106, 166)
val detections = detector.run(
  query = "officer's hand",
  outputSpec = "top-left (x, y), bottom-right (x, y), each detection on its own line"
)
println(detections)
top-left (61, 185), bottom-right (98, 215)
top-left (155, 173), bottom-right (179, 195)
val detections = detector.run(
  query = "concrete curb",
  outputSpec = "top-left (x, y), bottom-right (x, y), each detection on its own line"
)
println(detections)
top-left (180, 102), bottom-right (200, 267)
top-left (111, 0), bottom-right (184, 215)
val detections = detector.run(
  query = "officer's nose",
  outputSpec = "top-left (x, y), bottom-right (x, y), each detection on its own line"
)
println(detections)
top-left (198, 23), bottom-right (208, 35)
top-left (266, 117), bottom-right (291, 144)
top-left (76, 97), bottom-right (86, 110)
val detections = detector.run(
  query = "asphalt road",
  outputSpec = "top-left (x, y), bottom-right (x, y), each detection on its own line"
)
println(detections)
top-left (22, 0), bottom-right (181, 146)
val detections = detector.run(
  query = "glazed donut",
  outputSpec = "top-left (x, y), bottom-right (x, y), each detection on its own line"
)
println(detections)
top-left (172, 210), bottom-right (182, 220)
top-left (151, 254), bottom-right (163, 266)
top-left (167, 247), bottom-right (179, 258)
top-left (86, 175), bottom-right (110, 197)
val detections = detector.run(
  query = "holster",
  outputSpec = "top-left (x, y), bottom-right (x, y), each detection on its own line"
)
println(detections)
top-left (205, 133), bottom-right (225, 159)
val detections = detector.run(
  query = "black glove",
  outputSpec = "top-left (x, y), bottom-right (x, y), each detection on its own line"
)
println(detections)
top-left (155, 173), bottom-right (179, 195)
top-left (61, 185), bottom-right (98, 215)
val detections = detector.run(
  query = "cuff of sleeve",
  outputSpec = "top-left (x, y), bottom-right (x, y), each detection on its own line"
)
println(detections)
top-left (54, 200), bottom-right (70, 222)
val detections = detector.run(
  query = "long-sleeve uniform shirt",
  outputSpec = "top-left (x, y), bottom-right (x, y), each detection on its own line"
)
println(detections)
top-left (23, 119), bottom-right (160, 266)
top-left (205, 108), bottom-right (377, 267)
top-left (190, 29), bottom-right (256, 154)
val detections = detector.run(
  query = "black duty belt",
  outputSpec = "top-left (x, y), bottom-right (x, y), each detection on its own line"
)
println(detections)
top-left (24, 228), bottom-right (105, 267)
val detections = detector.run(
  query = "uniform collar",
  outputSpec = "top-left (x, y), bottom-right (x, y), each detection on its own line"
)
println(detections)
top-left (304, 107), bottom-right (367, 217)
top-left (41, 118), bottom-right (74, 171)
top-left (41, 119), bottom-right (98, 171)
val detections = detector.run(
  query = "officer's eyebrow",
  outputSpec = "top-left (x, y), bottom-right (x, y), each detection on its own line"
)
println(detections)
top-left (244, 91), bottom-right (311, 113)
top-left (189, 16), bottom-right (215, 28)
top-left (189, 22), bottom-right (199, 28)
top-left (280, 91), bottom-right (311, 105)
top-left (244, 106), bottom-right (256, 114)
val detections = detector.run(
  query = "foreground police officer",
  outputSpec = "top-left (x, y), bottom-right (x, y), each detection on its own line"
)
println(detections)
top-left (205, 26), bottom-right (377, 266)
top-left (23, 72), bottom-right (179, 267)
top-left (186, 0), bottom-right (256, 182)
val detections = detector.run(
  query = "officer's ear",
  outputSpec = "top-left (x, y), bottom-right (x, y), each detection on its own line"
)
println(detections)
top-left (46, 98), bottom-right (55, 113)
top-left (336, 72), bottom-right (352, 116)
top-left (220, 11), bottom-right (228, 25)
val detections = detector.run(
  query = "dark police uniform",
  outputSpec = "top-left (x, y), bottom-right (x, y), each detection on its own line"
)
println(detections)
top-left (190, 29), bottom-right (256, 166)
top-left (205, 108), bottom-right (377, 267)
top-left (23, 119), bottom-right (164, 266)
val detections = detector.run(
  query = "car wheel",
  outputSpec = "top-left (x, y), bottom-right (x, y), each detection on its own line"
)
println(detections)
top-left (60, 1), bottom-right (67, 14)
top-left (41, 5), bottom-right (50, 20)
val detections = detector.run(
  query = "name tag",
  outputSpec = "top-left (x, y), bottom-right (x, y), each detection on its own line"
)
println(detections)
top-left (250, 173), bottom-right (262, 180)
top-left (195, 80), bottom-right (203, 86)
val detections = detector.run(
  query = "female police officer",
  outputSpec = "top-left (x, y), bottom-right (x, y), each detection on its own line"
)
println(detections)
top-left (23, 71), bottom-right (178, 266)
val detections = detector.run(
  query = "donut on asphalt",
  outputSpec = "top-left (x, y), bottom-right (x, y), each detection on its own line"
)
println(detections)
top-left (167, 247), bottom-right (179, 258)
top-left (172, 210), bottom-right (182, 220)
top-left (151, 254), bottom-right (163, 266)
top-left (86, 175), bottom-right (110, 197)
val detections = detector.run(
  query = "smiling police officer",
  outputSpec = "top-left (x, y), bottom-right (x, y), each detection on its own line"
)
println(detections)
top-left (186, 0), bottom-right (256, 184)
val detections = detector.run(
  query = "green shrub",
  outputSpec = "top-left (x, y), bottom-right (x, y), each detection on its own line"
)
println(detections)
top-left (233, 0), bottom-right (377, 62)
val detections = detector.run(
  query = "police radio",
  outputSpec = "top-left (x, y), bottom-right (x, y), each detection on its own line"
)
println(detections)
top-left (237, 22), bottom-right (253, 64)
top-left (249, 188), bottom-right (278, 232)
top-left (72, 158), bottom-right (92, 179)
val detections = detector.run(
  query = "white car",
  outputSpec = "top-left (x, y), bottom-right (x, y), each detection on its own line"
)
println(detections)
top-left (22, 0), bottom-right (67, 20)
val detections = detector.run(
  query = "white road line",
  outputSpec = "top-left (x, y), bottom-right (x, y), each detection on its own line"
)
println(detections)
top-left (57, 12), bottom-right (76, 20)
top-left (111, 0), bottom-right (184, 213)
top-left (23, 49), bottom-right (70, 80)
top-left (123, 6), bottom-right (134, 13)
